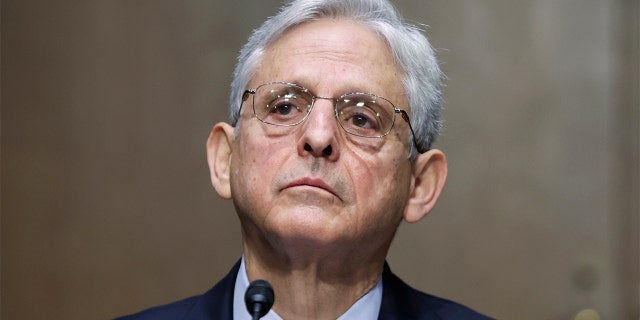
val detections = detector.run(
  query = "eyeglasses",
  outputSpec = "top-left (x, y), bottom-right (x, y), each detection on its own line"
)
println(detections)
top-left (240, 82), bottom-right (425, 153)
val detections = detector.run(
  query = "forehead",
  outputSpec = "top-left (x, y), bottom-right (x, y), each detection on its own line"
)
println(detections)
top-left (252, 19), bottom-right (406, 104)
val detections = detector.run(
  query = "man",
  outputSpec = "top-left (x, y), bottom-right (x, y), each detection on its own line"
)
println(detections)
top-left (119, 0), bottom-right (491, 319)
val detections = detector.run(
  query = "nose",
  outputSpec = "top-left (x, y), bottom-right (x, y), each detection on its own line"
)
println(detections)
top-left (297, 98), bottom-right (340, 160)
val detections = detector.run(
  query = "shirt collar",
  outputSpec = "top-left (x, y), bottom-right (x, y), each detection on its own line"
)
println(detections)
top-left (233, 256), bottom-right (382, 320)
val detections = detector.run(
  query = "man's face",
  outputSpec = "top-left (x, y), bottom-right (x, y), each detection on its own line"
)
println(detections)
top-left (230, 19), bottom-right (415, 256)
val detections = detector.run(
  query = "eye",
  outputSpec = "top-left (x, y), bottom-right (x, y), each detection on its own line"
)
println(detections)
top-left (272, 102), bottom-right (297, 115)
top-left (344, 110), bottom-right (380, 130)
top-left (253, 83), bottom-right (313, 125)
top-left (260, 91), bottom-right (309, 124)
top-left (336, 94), bottom-right (395, 136)
top-left (339, 104), bottom-right (382, 134)
top-left (350, 113), bottom-right (376, 128)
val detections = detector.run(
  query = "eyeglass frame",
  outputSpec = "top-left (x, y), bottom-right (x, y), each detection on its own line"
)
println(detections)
top-left (239, 81), bottom-right (427, 154)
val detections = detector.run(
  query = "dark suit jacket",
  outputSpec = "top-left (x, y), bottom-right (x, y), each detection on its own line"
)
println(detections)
top-left (117, 260), bottom-right (491, 320)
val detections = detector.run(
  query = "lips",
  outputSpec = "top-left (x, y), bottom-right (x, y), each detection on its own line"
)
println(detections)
top-left (283, 177), bottom-right (340, 200)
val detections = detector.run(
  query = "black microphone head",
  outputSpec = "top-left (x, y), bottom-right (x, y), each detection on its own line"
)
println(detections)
top-left (245, 279), bottom-right (275, 319)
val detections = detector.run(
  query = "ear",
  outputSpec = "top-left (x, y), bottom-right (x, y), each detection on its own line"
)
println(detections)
top-left (403, 149), bottom-right (448, 223)
top-left (206, 122), bottom-right (235, 199)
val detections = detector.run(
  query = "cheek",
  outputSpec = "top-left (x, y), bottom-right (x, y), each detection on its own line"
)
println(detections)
top-left (342, 156), bottom-right (409, 244)
top-left (350, 153), bottom-right (410, 210)
top-left (233, 128), bottom-right (293, 188)
top-left (230, 131), bottom-right (292, 221)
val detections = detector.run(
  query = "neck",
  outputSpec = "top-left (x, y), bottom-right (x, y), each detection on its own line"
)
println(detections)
top-left (242, 239), bottom-right (387, 319)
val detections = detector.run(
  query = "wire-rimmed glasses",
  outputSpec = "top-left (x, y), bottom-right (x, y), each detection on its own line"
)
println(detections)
top-left (240, 82), bottom-right (425, 153)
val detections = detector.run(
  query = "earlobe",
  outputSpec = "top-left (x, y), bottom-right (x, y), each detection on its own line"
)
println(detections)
top-left (206, 122), bottom-right (235, 199)
top-left (403, 149), bottom-right (448, 223)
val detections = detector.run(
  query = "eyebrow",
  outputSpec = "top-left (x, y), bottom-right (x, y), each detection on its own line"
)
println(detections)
top-left (274, 78), bottom-right (379, 97)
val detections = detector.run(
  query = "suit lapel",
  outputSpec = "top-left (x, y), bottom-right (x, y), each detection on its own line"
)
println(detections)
top-left (185, 260), bottom-right (241, 320)
top-left (377, 262), bottom-right (440, 320)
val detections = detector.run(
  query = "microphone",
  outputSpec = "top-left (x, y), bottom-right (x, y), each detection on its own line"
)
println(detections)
top-left (244, 279), bottom-right (275, 320)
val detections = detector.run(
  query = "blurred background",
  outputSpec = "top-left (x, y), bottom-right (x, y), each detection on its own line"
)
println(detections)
top-left (2, 0), bottom-right (638, 319)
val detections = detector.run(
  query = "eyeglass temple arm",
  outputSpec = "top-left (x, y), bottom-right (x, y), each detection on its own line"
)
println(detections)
top-left (397, 109), bottom-right (428, 154)
top-left (234, 90), bottom-right (256, 126)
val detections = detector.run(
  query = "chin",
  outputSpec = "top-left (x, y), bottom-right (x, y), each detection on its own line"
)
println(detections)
top-left (267, 214), bottom-right (351, 247)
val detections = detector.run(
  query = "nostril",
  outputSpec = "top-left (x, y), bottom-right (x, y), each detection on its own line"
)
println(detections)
top-left (322, 145), bottom-right (332, 156)
top-left (303, 143), bottom-right (332, 157)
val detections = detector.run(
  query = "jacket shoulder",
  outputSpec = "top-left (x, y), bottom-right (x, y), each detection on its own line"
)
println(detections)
top-left (115, 295), bottom-right (202, 320)
top-left (380, 263), bottom-right (493, 320)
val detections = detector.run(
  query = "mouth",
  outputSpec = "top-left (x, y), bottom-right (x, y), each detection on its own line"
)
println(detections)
top-left (283, 177), bottom-right (341, 200)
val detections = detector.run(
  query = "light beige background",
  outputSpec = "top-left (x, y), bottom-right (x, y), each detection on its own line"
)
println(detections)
top-left (2, 0), bottom-right (638, 319)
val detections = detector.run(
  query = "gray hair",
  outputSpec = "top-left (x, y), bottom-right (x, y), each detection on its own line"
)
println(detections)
top-left (229, 0), bottom-right (443, 160)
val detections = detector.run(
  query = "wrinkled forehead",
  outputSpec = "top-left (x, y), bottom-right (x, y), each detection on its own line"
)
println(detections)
top-left (252, 19), bottom-right (407, 105)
